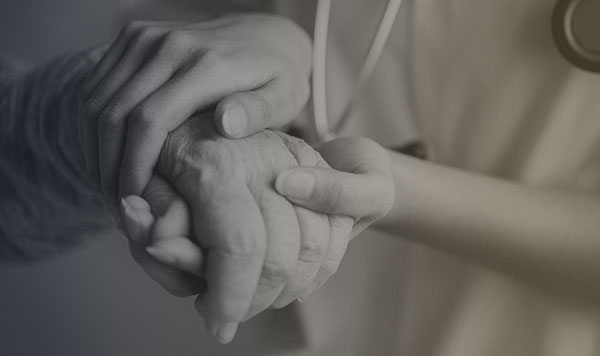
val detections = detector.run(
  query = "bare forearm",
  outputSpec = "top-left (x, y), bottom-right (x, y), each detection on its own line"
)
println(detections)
top-left (0, 50), bottom-right (111, 261)
top-left (378, 150), bottom-right (600, 301)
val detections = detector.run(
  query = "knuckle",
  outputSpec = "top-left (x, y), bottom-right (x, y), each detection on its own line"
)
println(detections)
top-left (199, 50), bottom-right (225, 71)
top-left (219, 232), bottom-right (264, 258)
top-left (130, 104), bottom-right (160, 131)
top-left (129, 29), bottom-right (148, 47)
top-left (299, 235), bottom-right (327, 263)
top-left (138, 26), bottom-right (161, 41)
top-left (261, 258), bottom-right (294, 284)
top-left (160, 30), bottom-right (193, 52)
top-left (123, 20), bottom-right (146, 36)
top-left (195, 164), bottom-right (222, 189)
top-left (98, 107), bottom-right (124, 131)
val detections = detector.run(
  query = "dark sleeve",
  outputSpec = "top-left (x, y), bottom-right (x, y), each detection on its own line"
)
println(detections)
top-left (0, 50), bottom-right (112, 262)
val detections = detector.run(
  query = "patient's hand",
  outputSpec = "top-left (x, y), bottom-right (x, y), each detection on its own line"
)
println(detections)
top-left (122, 113), bottom-right (353, 343)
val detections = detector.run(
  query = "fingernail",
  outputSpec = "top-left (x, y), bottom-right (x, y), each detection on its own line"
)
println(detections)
top-left (121, 196), bottom-right (154, 243)
top-left (146, 246), bottom-right (178, 266)
top-left (121, 198), bottom-right (141, 242)
top-left (276, 170), bottom-right (316, 200)
top-left (151, 238), bottom-right (205, 275)
top-left (296, 297), bottom-right (306, 303)
top-left (221, 105), bottom-right (247, 138)
top-left (216, 322), bottom-right (238, 344)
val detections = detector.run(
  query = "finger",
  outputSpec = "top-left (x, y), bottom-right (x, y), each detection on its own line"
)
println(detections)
top-left (275, 166), bottom-right (391, 218)
top-left (83, 22), bottom-right (139, 98)
top-left (121, 195), bottom-right (154, 244)
top-left (118, 59), bottom-right (272, 196)
top-left (271, 206), bottom-right (329, 309)
top-left (189, 181), bottom-right (266, 344)
top-left (242, 190), bottom-right (300, 321)
top-left (140, 175), bottom-right (205, 276)
top-left (298, 215), bottom-right (353, 301)
top-left (81, 24), bottom-right (142, 182)
top-left (214, 76), bottom-right (309, 138)
top-left (149, 189), bottom-right (205, 276)
top-left (83, 21), bottom-right (170, 97)
top-left (122, 189), bottom-right (205, 296)
top-left (146, 238), bottom-right (204, 277)
top-left (98, 50), bottom-right (181, 206)
top-left (130, 241), bottom-right (206, 297)
top-left (83, 27), bottom-right (157, 195)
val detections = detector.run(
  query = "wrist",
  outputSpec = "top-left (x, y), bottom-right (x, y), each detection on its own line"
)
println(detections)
top-left (375, 150), bottom-right (426, 237)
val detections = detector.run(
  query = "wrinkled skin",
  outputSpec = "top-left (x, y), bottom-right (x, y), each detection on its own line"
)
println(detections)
top-left (80, 13), bottom-right (312, 217)
top-left (128, 113), bottom-right (353, 340)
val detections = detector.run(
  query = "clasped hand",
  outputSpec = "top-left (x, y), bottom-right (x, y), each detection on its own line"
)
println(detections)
top-left (79, 13), bottom-right (395, 344)
top-left (122, 114), bottom-right (354, 343)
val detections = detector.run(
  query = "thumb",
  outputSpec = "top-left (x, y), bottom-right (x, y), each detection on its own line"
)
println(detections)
top-left (275, 167), bottom-right (393, 219)
top-left (214, 78), bottom-right (308, 138)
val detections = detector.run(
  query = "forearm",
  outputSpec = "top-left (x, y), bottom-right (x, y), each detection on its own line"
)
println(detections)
top-left (0, 50), bottom-right (111, 261)
top-left (378, 150), bottom-right (600, 301)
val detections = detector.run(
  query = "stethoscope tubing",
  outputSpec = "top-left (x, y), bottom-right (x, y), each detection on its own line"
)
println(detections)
top-left (312, 0), bottom-right (600, 142)
top-left (312, 0), bottom-right (404, 143)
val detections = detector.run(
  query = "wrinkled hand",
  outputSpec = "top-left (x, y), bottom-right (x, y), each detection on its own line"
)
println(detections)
top-left (80, 13), bottom-right (311, 216)
top-left (276, 137), bottom-right (395, 238)
top-left (122, 113), bottom-right (352, 343)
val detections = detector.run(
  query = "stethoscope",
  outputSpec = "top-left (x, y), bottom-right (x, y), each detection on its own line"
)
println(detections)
top-left (312, 0), bottom-right (600, 143)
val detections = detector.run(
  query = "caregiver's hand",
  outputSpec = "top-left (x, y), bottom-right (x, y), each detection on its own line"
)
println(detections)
top-left (276, 137), bottom-right (395, 238)
top-left (128, 113), bottom-right (352, 343)
top-left (80, 13), bottom-right (311, 212)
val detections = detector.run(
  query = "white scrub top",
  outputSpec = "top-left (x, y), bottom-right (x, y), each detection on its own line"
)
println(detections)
top-left (2, 1), bottom-right (600, 355)
top-left (281, 0), bottom-right (600, 355)
top-left (290, 0), bottom-right (600, 356)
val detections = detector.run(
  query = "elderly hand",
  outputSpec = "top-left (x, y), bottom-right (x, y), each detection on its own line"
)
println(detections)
top-left (122, 113), bottom-right (352, 343)
top-left (276, 137), bottom-right (395, 238)
top-left (79, 13), bottom-right (311, 216)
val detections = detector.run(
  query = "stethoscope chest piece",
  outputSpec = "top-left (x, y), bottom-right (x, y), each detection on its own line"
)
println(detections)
top-left (553, 0), bottom-right (600, 73)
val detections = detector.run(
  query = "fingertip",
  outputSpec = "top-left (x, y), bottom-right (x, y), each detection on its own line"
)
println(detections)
top-left (207, 321), bottom-right (238, 344)
top-left (216, 103), bottom-right (248, 138)
top-left (275, 169), bottom-right (316, 201)
top-left (121, 196), bottom-right (154, 243)
top-left (147, 237), bottom-right (205, 276)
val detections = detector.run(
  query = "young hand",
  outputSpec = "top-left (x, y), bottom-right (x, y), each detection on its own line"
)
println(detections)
top-left (80, 13), bottom-right (312, 214)
top-left (276, 137), bottom-right (395, 238)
